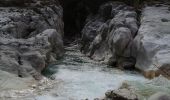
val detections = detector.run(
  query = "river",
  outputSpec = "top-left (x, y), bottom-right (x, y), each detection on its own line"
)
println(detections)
top-left (36, 44), bottom-right (148, 100)
top-left (1, 44), bottom-right (170, 100)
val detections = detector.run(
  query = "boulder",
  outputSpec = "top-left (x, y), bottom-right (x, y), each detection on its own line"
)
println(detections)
top-left (81, 1), bottom-right (138, 69)
top-left (0, 29), bottom-right (64, 79)
top-left (0, 3), bottom-right (63, 39)
top-left (134, 3), bottom-right (170, 79)
top-left (104, 89), bottom-right (138, 100)
top-left (0, 0), bottom-right (64, 80)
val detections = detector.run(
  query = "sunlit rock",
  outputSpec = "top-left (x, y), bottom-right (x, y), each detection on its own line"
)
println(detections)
top-left (134, 3), bottom-right (170, 79)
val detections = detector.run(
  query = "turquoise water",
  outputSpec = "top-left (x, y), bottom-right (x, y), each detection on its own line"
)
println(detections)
top-left (38, 44), bottom-right (148, 100)
top-left (36, 45), bottom-right (170, 100)
top-left (1, 44), bottom-right (169, 100)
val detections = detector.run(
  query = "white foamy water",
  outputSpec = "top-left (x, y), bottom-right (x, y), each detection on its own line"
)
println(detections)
top-left (36, 44), bottom-right (147, 100)
top-left (2, 44), bottom-right (170, 100)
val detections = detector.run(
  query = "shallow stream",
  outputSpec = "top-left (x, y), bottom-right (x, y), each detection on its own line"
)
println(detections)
top-left (38, 44), bottom-right (148, 100)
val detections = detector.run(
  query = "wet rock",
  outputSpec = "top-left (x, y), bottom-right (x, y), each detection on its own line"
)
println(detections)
top-left (118, 76), bottom-right (170, 100)
top-left (149, 75), bottom-right (170, 87)
top-left (49, 75), bottom-right (56, 80)
top-left (148, 92), bottom-right (170, 100)
top-left (81, 1), bottom-right (138, 69)
top-left (134, 3), bottom-right (170, 79)
top-left (104, 89), bottom-right (138, 100)
top-left (93, 83), bottom-right (134, 100)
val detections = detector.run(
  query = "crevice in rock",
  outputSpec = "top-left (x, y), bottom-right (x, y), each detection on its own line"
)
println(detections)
top-left (17, 55), bottom-right (23, 78)
top-left (134, 10), bottom-right (142, 38)
top-left (60, 0), bottom-right (145, 43)
top-left (60, 0), bottom-right (114, 43)
top-left (61, 0), bottom-right (88, 42)
top-left (78, 1), bottom-right (147, 70)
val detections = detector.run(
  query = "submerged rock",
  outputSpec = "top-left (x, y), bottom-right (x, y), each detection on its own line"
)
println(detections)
top-left (148, 92), bottom-right (170, 100)
top-left (101, 75), bottom-right (170, 100)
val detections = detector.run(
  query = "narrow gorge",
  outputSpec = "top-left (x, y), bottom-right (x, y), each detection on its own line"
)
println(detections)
top-left (0, 0), bottom-right (170, 100)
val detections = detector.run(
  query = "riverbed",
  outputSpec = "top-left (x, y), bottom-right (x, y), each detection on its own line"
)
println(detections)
top-left (1, 44), bottom-right (170, 100)
top-left (37, 44), bottom-right (148, 100)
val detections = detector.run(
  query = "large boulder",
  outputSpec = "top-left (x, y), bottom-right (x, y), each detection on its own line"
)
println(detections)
top-left (134, 3), bottom-right (170, 79)
top-left (81, 1), bottom-right (138, 69)
top-left (0, 1), bottom-right (63, 39)
top-left (0, 29), bottom-right (64, 79)
top-left (98, 82), bottom-right (139, 100)
top-left (0, 0), bottom-right (64, 79)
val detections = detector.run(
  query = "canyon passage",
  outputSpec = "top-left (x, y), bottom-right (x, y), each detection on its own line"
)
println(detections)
top-left (0, 0), bottom-right (170, 100)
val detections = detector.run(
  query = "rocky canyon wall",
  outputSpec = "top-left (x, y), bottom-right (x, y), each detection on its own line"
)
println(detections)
top-left (81, 0), bottom-right (170, 79)
top-left (0, 0), bottom-right (64, 80)
top-left (1, 0), bottom-right (170, 80)
top-left (81, 1), bottom-right (138, 69)
top-left (134, 2), bottom-right (170, 79)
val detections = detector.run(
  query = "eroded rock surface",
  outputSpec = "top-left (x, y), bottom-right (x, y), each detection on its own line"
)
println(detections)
top-left (81, 1), bottom-right (170, 79)
top-left (81, 1), bottom-right (138, 69)
top-left (0, 0), bottom-right (64, 79)
top-left (134, 3), bottom-right (170, 79)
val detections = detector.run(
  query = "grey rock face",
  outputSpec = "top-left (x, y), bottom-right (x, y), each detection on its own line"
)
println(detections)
top-left (0, 29), bottom-right (64, 79)
top-left (134, 4), bottom-right (170, 79)
top-left (0, 0), bottom-right (64, 79)
top-left (0, 4), bottom-right (64, 38)
top-left (81, 2), bottom-right (138, 69)
top-left (81, 1), bottom-right (170, 78)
